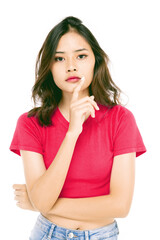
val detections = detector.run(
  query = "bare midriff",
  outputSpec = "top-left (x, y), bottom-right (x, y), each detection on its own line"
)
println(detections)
top-left (43, 213), bottom-right (115, 231)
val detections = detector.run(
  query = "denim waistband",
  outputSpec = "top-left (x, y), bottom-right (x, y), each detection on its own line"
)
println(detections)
top-left (35, 214), bottom-right (119, 239)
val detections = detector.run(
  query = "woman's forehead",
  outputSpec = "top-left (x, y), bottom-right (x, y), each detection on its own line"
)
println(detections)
top-left (56, 32), bottom-right (92, 52)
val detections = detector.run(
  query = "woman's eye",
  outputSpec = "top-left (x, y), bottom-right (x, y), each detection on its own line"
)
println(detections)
top-left (77, 54), bottom-right (88, 59)
top-left (55, 57), bottom-right (64, 62)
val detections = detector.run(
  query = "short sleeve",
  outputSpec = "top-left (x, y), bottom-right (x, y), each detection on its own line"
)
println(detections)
top-left (9, 113), bottom-right (44, 156)
top-left (113, 108), bottom-right (146, 157)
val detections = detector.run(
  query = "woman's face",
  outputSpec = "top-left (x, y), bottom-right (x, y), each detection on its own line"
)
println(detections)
top-left (50, 31), bottom-right (95, 95)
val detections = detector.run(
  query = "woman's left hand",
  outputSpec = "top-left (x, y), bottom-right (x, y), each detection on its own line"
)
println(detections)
top-left (13, 184), bottom-right (37, 211)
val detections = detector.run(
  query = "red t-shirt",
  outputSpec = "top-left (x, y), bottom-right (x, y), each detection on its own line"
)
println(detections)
top-left (9, 104), bottom-right (146, 198)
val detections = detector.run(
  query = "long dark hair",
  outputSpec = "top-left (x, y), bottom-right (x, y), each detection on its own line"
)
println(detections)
top-left (28, 16), bottom-right (122, 126)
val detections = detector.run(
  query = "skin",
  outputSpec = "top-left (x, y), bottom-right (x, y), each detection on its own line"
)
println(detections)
top-left (50, 30), bottom-right (96, 120)
top-left (13, 31), bottom-right (136, 230)
top-left (13, 184), bottom-right (36, 211)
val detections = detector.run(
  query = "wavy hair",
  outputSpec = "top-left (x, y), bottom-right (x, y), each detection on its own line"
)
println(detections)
top-left (28, 16), bottom-right (122, 126)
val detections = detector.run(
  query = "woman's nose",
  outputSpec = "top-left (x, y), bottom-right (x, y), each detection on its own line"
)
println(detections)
top-left (67, 68), bottom-right (77, 72)
top-left (66, 59), bottom-right (77, 72)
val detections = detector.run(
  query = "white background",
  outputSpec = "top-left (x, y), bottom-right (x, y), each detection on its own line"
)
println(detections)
top-left (0, 0), bottom-right (160, 239)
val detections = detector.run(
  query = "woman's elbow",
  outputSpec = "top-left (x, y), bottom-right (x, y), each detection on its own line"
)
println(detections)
top-left (29, 191), bottom-right (53, 214)
top-left (119, 201), bottom-right (132, 218)
top-left (31, 199), bottom-right (52, 214)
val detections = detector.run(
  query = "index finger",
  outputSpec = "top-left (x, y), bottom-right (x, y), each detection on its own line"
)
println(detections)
top-left (71, 77), bottom-right (85, 103)
top-left (12, 184), bottom-right (26, 190)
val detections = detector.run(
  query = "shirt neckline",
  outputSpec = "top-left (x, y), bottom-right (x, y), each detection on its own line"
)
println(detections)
top-left (54, 103), bottom-right (110, 129)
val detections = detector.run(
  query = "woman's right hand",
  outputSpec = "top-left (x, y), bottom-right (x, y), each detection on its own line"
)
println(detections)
top-left (68, 78), bottom-right (99, 136)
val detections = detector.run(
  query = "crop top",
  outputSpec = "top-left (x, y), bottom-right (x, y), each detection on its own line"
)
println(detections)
top-left (9, 104), bottom-right (146, 198)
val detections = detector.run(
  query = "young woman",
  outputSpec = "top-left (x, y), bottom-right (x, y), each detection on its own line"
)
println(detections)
top-left (10, 16), bottom-right (146, 240)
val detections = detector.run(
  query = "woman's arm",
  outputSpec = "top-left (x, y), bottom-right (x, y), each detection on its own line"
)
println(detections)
top-left (20, 131), bottom-right (79, 213)
top-left (19, 81), bottom-right (98, 214)
top-left (47, 152), bottom-right (135, 221)
top-left (14, 152), bottom-right (135, 222)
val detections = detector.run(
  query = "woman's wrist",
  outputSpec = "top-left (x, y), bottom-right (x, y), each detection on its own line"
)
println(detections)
top-left (66, 130), bottom-right (80, 140)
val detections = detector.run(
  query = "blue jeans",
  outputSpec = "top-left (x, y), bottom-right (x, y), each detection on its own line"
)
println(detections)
top-left (29, 214), bottom-right (119, 240)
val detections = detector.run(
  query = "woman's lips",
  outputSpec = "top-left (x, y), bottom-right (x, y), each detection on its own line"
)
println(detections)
top-left (66, 77), bottom-right (81, 82)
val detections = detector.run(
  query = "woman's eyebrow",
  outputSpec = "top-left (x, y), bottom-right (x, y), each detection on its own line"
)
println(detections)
top-left (55, 48), bottom-right (89, 54)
